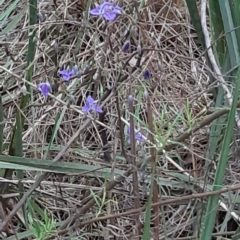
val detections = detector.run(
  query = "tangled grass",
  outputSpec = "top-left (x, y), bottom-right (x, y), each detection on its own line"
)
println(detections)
top-left (1, 0), bottom-right (239, 239)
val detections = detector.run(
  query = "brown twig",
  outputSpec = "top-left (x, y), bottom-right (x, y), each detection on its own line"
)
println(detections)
top-left (1, 96), bottom-right (239, 234)
top-left (0, 116), bottom-right (93, 232)
top-left (47, 183), bottom-right (240, 239)
top-left (128, 94), bottom-right (141, 239)
top-left (146, 91), bottom-right (159, 239)
top-left (57, 100), bottom-right (240, 234)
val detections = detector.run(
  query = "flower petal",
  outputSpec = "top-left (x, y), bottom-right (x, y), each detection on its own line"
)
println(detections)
top-left (90, 7), bottom-right (101, 15)
top-left (127, 126), bottom-right (146, 143)
top-left (64, 75), bottom-right (71, 81)
top-left (91, 2), bottom-right (122, 21)
top-left (112, 5), bottom-right (122, 14)
top-left (94, 104), bottom-right (103, 113)
top-left (59, 69), bottom-right (75, 81)
top-left (82, 105), bottom-right (90, 113)
top-left (136, 132), bottom-right (145, 142)
top-left (100, 2), bottom-right (113, 10)
top-left (58, 70), bottom-right (68, 75)
top-left (103, 12), bottom-right (117, 21)
top-left (46, 82), bottom-right (52, 93)
top-left (86, 96), bottom-right (95, 105)
top-left (39, 83), bottom-right (51, 97)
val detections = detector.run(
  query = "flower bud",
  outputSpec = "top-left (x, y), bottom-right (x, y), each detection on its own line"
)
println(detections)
top-left (53, 43), bottom-right (58, 53)
top-left (69, 95), bottom-right (75, 103)
top-left (84, 65), bottom-right (90, 73)
top-left (158, 61), bottom-right (163, 71)
top-left (37, 13), bottom-right (44, 22)
top-left (28, 31), bottom-right (34, 37)
top-left (136, 44), bottom-right (141, 55)
top-left (93, 71), bottom-right (99, 81)
top-left (73, 65), bottom-right (78, 74)
top-left (122, 40), bottom-right (130, 53)
top-left (144, 90), bottom-right (149, 99)
top-left (143, 69), bottom-right (150, 80)
top-left (130, 25), bottom-right (136, 36)
top-left (127, 95), bottom-right (133, 104)
top-left (21, 85), bottom-right (28, 96)
top-left (76, 71), bottom-right (81, 78)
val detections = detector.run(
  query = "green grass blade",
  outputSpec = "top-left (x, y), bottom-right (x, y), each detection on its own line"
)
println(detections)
top-left (0, 93), bottom-right (3, 154)
top-left (205, 53), bottom-right (230, 161)
top-left (0, 155), bottom-right (124, 176)
top-left (218, 0), bottom-right (239, 66)
top-left (44, 111), bottom-right (65, 160)
top-left (185, 0), bottom-right (207, 51)
top-left (1, 0), bottom-right (37, 204)
top-left (228, 1), bottom-right (240, 54)
top-left (200, 1), bottom-right (240, 235)
top-left (1, 7), bottom-right (27, 37)
top-left (209, 0), bottom-right (226, 66)
top-left (0, 0), bottom-right (21, 26)
top-left (8, 0), bottom-right (37, 155)
top-left (24, 0), bottom-right (37, 102)
top-left (199, 67), bottom-right (240, 240)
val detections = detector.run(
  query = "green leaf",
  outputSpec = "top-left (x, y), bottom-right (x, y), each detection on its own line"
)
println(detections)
top-left (1, 7), bottom-right (27, 37)
top-left (205, 53), bottom-right (230, 162)
top-left (200, 68), bottom-right (240, 240)
top-left (185, 0), bottom-right (206, 50)
top-left (218, 1), bottom-right (239, 66)
top-left (44, 110), bottom-right (66, 160)
top-left (209, 0), bottom-right (226, 66)
top-left (0, 155), bottom-right (124, 177)
top-left (0, 0), bottom-right (21, 26)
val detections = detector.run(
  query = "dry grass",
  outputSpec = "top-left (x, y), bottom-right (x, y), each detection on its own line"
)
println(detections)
top-left (2, 0), bottom-right (237, 239)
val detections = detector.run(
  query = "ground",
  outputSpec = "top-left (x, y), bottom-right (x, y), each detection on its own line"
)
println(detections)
top-left (0, 0), bottom-right (238, 239)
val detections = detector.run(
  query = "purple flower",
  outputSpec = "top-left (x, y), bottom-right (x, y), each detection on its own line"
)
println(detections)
top-left (58, 69), bottom-right (75, 81)
top-left (127, 126), bottom-right (145, 144)
top-left (38, 82), bottom-right (52, 97)
top-left (90, 2), bottom-right (122, 21)
top-left (143, 69), bottom-right (151, 80)
top-left (82, 96), bottom-right (103, 114)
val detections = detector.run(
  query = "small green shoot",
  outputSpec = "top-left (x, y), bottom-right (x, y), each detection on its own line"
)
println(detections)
top-left (28, 209), bottom-right (56, 240)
